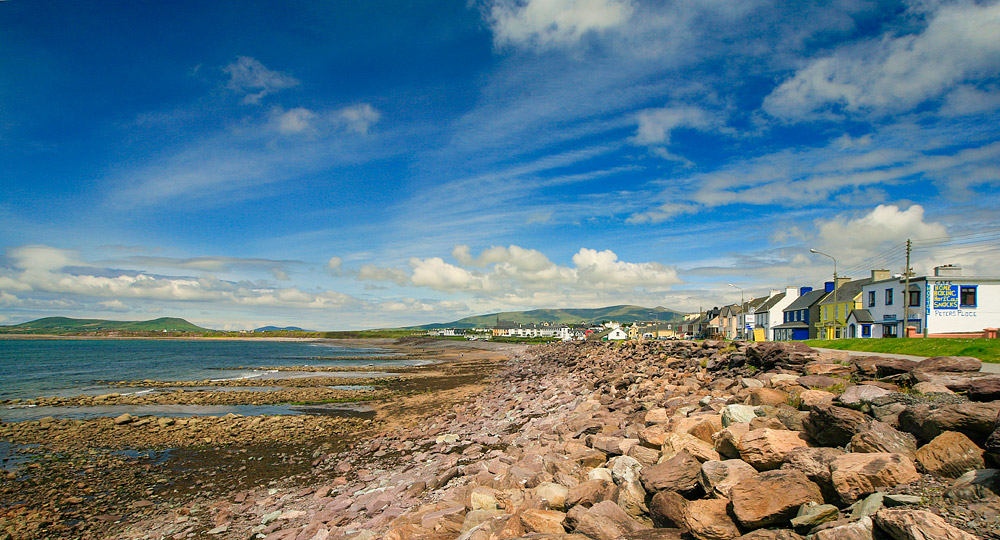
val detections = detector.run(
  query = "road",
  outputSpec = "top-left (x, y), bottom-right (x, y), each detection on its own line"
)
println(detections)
top-left (811, 347), bottom-right (1000, 373)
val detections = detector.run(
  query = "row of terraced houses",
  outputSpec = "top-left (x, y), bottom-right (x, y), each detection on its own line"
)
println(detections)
top-left (703, 265), bottom-right (1000, 342)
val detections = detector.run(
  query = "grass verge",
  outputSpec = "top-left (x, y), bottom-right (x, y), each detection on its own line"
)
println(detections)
top-left (802, 337), bottom-right (1000, 363)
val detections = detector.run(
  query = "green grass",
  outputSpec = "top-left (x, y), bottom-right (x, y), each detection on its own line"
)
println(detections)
top-left (802, 338), bottom-right (1000, 363)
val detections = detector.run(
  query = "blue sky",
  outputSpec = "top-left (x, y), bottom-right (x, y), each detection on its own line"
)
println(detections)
top-left (1, 0), bottom-right (999, 330)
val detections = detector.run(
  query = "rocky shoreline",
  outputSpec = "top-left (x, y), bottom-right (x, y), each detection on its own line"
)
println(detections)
top-left (0, 338), bottom-right (518, 540)
top-left (92, 339), bottom-right (1000, 540)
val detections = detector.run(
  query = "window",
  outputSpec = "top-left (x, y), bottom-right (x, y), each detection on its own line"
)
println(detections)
top-left (885, 288), bottom-right (893, 306)
top-left (835, 327), bottom-right (841, 338)
top-left (960, 286), bottom-right (977, 307)
top-left (908, 290), bottom-right (920, 307)
top-left (862, 324), bottom-right (871, 337)
top-left (868, 291), bottom-right (875, 307)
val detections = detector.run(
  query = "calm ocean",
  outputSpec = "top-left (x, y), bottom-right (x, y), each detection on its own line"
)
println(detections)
top-left (0, 339), bottom-right (405, 402)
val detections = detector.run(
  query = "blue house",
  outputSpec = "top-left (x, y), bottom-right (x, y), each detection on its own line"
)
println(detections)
top-left (773, 286), bottom-right (830, 341)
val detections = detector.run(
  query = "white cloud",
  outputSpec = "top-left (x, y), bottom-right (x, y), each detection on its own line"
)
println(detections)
top-left (489, 0), bottom-right (634, 48)
top-left (98, 299), bottom-right (130, 312)
top-left (124, 255), bottom-right (299, 273)
top-left (274, 107), bottom-right (316, 134)
top-left (763, 2), bottom-right (1000, 119)
top-left (409, 257), bottom-right (486, 292)
top-left (940, 85), bottom-right (1000, 116)
top-left (338, 104), bottom-right (381, 135)
top-left (357, 264), bottom-right (410, 286)
top-left (572, 248), bottom-right (680, 287)
top-left (224, 56), bottom-right (300, 104)
top-left (814, 204), bottom-right (947, 265)
top-left (633, 105), bottom-right (716, 145)
top-left (327, 256), bottom-right (343, 271)
top-left (8, 245), bottom-right (81, 271)
top-left (0, 245), bottom-right (360, 309)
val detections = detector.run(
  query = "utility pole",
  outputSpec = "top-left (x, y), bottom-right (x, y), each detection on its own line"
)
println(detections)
top-left (904, 239), bottom-right (911, 338)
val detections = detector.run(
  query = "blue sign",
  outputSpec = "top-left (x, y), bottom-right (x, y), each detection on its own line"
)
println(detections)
top-left (932, 283), bottom-right (959, 310)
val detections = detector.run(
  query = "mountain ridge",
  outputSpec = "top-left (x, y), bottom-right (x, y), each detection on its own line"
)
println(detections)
top-left (411, 305), bottom-right (686, 330)
top-left (0, 316), bottom-right (211, 334)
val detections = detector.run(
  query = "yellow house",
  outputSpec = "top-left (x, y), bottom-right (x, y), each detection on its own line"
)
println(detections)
top-left (816, 270), bottom-right (890, 338)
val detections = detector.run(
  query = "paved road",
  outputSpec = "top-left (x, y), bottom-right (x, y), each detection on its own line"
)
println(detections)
top-left (811, 347), bottom-right (1000, 373)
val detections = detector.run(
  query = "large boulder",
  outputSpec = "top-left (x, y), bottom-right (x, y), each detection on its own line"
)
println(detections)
top-left (747, 388), bottom-right (789, 407)
top-left (838, 385), bottom-right (892, 407)
top-left (684, 498), bottom-right (740, 540)
top-left (898, 401), bottom-right (1000, 445)
top-left (648, 491), bottom-right (689, 530)
top-left (852, 356), bottom-right (916, 377)
top-left (746, 342), bottom-right (816, 370)
top-left (829, 453), bottom-right (920, 503)
top-left (915, 431), bottom-right (985, 478)
top-left (797, 375), bottom-right (844, 389)
top-left (847, 421), bottom-right (918, 459)
top-left (968, 376), bottom-right (1000, 402)
top-left (916, 356), bottom-right (982, 373)
top-left (660, 432), bottom-right (720, 463)
top-left (811, 516), bottom-right (874, 540)
top-left (699, 459), bottom-right (759, 498)
top-left (574, 500), bottom-right (649, 540)
top-left (721, 405), bottom-right (759, 427)
top-left (520, 509), bottom-right (569, 534)
top-left (803, 404), bottom-right (870, 447)
top-left (640, 451), bottom-right (702, 495)
top-left (565, 480), bottom-right (618, 509)
top-left (873, 508), bottom-right (978, 539)
top-left (738, 429), bottom-right (811, 471)
top-left (729, 469), bottom-right (823, 529)
top-left (737, 531), bottom-right (804, 540)
top-left (713, 423), bottom-right (750, 459)
top-left (780, 447), bottom-right (845, 502)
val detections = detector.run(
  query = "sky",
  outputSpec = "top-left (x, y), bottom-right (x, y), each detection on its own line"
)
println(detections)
top-left (1, 0), bottom-right (999, 330)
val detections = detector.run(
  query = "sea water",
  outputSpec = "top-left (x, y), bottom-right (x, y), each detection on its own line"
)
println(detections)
top-left (0, 339), bottom-right (409, 403)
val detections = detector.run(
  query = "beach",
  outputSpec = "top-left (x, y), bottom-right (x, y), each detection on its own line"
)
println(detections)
top-left (0, 337), bottom-right (521, 540)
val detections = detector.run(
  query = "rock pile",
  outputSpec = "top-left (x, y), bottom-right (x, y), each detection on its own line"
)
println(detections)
top-left (115, 341), bottom-right (1000, 540)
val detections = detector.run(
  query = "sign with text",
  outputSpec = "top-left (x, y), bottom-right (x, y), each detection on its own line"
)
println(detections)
top-left (932, 283), bottom-right (959, 310)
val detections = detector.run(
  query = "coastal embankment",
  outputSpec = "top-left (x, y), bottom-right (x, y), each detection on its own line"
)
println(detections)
top-left (104, 339), bottom-right (999, 540)
top-left (6, 338), bottom-right (1000, 540)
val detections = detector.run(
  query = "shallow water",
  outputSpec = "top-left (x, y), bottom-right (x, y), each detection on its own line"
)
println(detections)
top-left (0, 339), bottom-right (401, 401)
top-left (1, 402), bottom-right (376, 422)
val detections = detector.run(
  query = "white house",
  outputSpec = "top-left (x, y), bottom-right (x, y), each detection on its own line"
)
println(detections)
top-left (606, 327), bottom-right (628, 340)
top-left (753, 287), bottom-right (802, 341)
top-left (854, 265), bottom-right (1000, 338)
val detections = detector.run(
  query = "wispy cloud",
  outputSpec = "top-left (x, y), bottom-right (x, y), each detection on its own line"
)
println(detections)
top-left (763, 2), bottom-right (1000, 120)
top-left (224, 56), bottom-right (300, 105)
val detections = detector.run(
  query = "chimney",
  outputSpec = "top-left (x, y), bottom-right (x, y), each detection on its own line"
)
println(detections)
top-left (871, 269), bottom-right (891, 281)
top-left (769, 289), bottom-right (782, 297)
top-left (934, 265), bottom-right (962, 277)
top-left (836, 277), bottom-right (851, 288)
top-left (824, 281), bottom-right (834, 293)
top-left (800, 286), bottom-right (813, 295)
top-left (785, 286), bottom-right (800, 298)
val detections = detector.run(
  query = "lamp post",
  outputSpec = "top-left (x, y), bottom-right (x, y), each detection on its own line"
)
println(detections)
top-left (728, 283), bottom-right (744, 340)
top-left (810, 249), bottom-right (838, 339)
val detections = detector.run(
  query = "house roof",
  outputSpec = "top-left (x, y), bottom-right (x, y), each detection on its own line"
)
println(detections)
top-left (755, 293), bottom-right (786, 314)
top-left (848, 309), bottom-right (875, 323)
top-left (782, 289), bottom-right (829, 311)
top-left (773, 321), bottom-right (810, 329)
top-left (818, 277), bottom-right (873, 305)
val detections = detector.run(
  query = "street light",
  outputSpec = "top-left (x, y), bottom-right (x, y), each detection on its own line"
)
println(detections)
top-left (810, 249), bottom-right (838, 339)
top-left (728, 284), bottom-right (744, 340)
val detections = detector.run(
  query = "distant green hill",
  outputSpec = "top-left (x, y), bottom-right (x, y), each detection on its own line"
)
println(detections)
top-left (0, 316), bottom-right (211, 334)
top-left (254, 326), bottom-right (311, 332)
top-left (413, 305), bottom-right (686, 330)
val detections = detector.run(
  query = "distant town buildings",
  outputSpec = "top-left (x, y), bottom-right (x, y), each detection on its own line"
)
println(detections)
top-left (426, 263), bottom-right (999, 343)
